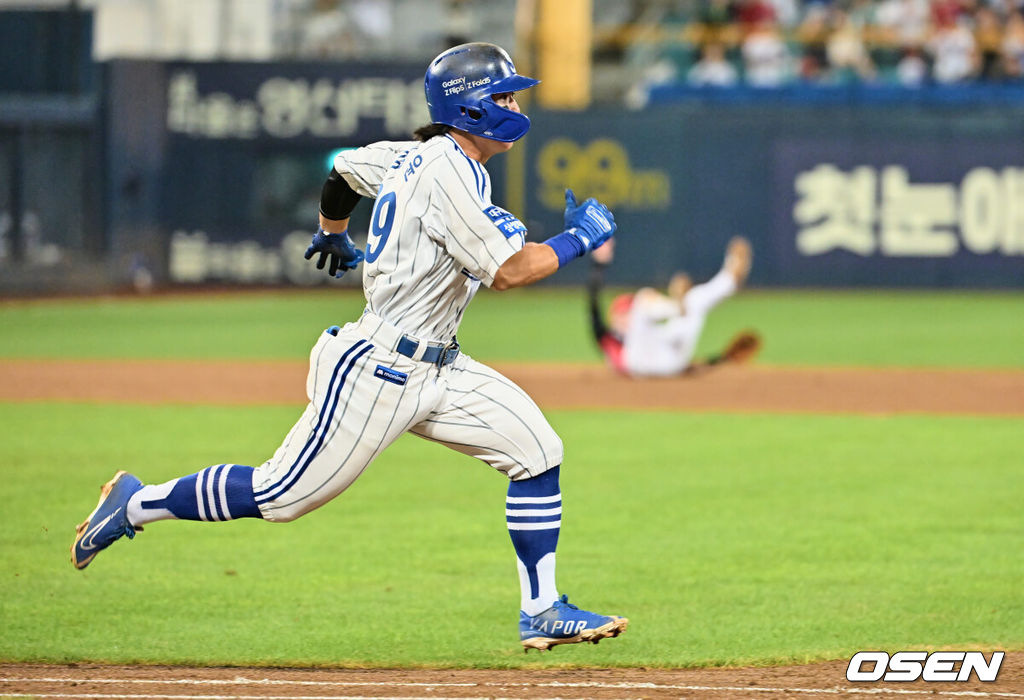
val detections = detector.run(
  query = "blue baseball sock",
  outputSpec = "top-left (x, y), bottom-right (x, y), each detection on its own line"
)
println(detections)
top-left (507, 466), bottom-right (561, 616)
top-left (127, 464), bottom-right (263, 526)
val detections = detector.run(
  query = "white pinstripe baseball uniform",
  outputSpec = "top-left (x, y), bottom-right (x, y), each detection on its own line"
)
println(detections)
top-left (252, 135), bottom-right (563, 522)
top-left (74, 42), bottom-right (627, 651)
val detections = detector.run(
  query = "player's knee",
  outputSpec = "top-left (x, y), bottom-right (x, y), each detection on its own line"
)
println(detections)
top-left (512, 430), bottom-right (563, 480)
top-left (544, 432), bottom-right (564, 469)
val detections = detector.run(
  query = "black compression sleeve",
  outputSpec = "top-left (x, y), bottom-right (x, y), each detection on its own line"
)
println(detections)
top-left (319, 168), bottom-right (363, 220)
top-left (587, 261), bottom-right (611, 344)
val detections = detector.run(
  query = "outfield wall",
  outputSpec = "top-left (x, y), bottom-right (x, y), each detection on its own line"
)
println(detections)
top-left (523, 100), bottom-right (1024, 288)
top-left (3, 57), bottom-right (1024, 291)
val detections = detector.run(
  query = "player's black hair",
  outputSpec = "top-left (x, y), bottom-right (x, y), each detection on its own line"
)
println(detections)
top-left (413, 123), bottom-right (454, 141)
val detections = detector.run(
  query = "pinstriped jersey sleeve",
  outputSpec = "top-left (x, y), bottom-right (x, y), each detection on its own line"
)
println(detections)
top-left (332, 141), bottom-right (418, 198)
top-left (434, 149), bottom-right (526, 287)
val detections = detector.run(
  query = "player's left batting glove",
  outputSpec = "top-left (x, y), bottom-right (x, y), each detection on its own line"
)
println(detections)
top-left (544, 189), bottom-right (617, 268)
top-left (304, 227), bottom-right (365, 278)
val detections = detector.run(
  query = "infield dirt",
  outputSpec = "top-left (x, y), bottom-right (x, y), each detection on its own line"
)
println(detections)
top-left (2, 657), bottom-right (1022, 698)
top-left (2, 359), bottom-right (1024, 415)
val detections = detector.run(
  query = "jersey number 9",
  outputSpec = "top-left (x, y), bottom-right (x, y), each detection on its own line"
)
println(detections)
top-left (365, 191), bottom-right (398, 264)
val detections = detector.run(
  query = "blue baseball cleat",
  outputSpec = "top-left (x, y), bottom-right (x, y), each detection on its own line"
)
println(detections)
top-left (71, 471), bottom-right (144, 570)
top-left (519, 594), bottom-right (629, 651)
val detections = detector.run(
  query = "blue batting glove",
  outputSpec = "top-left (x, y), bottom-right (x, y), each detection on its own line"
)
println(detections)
top-left (544, 189), bottom-right (618, 268)
top-left (563, 190), bottom-right (616, 252)
top-left (304, 227), bottom-right (365, 278)
top-left (563, 188), bottom-right (580, 230)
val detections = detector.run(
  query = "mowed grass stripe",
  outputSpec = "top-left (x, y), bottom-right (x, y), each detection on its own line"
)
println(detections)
top-left (1, 403), bottom-right (1021, 667)
top-left (0, 288), bottom-right (1022, 367)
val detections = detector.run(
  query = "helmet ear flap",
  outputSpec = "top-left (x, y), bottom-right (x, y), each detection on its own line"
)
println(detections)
top-left (460, 105), bottom-right (484, 122)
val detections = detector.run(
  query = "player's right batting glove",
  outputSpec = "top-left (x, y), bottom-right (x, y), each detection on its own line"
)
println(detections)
top-left (304, 227), bottom-right (365, 278)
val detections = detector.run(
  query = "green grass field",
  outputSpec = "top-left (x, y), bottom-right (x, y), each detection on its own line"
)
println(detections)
top-left (2, 287), bottom-right (1023, 367)
top-left (1, 289), bottom-right (1022, 667)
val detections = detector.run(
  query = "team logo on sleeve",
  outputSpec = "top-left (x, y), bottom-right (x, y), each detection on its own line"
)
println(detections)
top-left (484, 206), bottom-right (527, 239)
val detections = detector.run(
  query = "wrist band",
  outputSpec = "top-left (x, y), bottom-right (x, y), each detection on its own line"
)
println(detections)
top-left (543, 230), bottom-right (587, 268)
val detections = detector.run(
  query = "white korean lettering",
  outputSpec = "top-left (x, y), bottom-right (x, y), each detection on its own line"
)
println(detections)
top-left (794, 164), bottom-right (877, 255)
top-left (880, 166), bottom-right (958, 256)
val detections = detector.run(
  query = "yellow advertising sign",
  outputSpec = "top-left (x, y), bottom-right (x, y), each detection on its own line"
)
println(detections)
top-left (536, 138), bottom-right (671, 210)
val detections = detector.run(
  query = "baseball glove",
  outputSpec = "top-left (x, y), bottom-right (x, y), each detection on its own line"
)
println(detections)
top-left (712, 330), bottom-right (762, 365)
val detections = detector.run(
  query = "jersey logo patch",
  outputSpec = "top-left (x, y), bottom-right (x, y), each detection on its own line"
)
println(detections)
top-left (374, 365), bottom-right (409, 386)
top-left (484, 205), bottom-right (527, 239)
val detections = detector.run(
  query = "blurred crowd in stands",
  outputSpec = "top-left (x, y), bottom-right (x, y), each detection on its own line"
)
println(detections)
top-left (609, 0), bottom-right (1024, 101)
top-left (292, 0), bottom-right (510, 61)
top-left (81, 0), bottom-right (1024, 100)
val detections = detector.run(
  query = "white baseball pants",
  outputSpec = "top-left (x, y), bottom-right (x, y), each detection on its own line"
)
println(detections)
top-left (252, 313), bottom-right (563, 522)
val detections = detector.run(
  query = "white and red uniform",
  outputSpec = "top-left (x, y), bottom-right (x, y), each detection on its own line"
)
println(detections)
top-left (619, 269), bottom-right (738, 377)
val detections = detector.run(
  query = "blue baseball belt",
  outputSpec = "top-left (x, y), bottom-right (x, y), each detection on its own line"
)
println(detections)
top-left (341, 312), bottom-right (461, 368)
top-left (396, 335), bottom-right (461, 368)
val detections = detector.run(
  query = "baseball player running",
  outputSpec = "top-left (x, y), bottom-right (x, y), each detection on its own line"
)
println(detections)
top-left (588, 237), bottom-right (759, 376)
top-left (72, 43), bottom-right (627, 652)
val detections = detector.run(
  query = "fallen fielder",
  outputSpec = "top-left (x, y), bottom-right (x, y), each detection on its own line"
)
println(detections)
top-left (588, 237), bottom-right (760, 377)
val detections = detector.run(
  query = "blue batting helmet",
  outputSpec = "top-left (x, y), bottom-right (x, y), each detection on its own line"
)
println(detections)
top-left (424, 42), bottom-right (540, 142)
